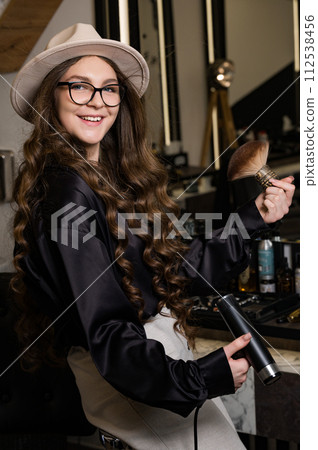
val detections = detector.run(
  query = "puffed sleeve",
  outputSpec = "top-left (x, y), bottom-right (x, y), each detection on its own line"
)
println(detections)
top-left (181, 199), bottom-right (271, 296)
top-left (24, 168), bottom-right (235, 418)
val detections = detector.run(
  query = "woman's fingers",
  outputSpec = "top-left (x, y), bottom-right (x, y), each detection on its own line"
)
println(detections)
top-left (224, 334), bottom-right (251, 391)
top-left (255, 175), bottom-right (296, 223)
top-left (224, 333), bottom-right (252, 359)
top-left (263, 195), bottom-right (289, 216)
top-left (269, 177), bottom-right (295, 206)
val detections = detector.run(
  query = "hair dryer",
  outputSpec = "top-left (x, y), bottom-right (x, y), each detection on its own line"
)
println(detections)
top-left (216, 294), bottom-right (281, 385)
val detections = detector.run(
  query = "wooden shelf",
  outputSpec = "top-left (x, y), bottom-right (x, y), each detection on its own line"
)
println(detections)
top-left (0, 0), bottom-right (63, 73)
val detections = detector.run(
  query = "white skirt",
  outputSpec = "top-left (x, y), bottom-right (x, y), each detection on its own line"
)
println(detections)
top-left (67, 308), bottom-right (246, 450)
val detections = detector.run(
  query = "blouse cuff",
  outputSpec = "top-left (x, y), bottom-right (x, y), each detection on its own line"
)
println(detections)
top-left (197, 348), bottom-right (235, 398)
top-left (237, 199), bottom-right (271, 238)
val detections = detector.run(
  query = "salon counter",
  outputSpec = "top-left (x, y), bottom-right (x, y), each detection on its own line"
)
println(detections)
top-left (194, 333), bottom-right (300, 443)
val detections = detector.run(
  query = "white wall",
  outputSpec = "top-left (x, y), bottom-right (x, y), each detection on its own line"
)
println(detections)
top-left (0, 0), bottom-right (95, 271)
top-left (225, 0), bottom-right (294, 105)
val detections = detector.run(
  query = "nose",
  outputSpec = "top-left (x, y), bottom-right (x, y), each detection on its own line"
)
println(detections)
top-left (88, 91), bottom-right (105, 108)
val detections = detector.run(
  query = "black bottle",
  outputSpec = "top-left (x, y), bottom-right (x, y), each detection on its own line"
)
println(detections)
top-left (276, 257), bottom-right (294, 294)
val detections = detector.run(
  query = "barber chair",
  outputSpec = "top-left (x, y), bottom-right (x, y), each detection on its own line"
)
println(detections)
top-left (0, 272), bottom-right (96, 449)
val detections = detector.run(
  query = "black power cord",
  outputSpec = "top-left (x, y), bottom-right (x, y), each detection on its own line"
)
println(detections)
top-left (193, 406), bottom-right (201, 450)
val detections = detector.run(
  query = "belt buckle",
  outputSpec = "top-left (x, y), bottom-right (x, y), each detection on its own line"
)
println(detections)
top-left (99, 430), bottom-right (128, 449)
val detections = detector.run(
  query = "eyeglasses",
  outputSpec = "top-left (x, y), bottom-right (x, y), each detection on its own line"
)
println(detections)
top-left (57, 81), bottom-right (126, 107)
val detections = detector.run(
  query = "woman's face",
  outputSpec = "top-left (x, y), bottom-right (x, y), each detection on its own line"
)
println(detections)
top-left (55, 56), bottom-right (120, 161)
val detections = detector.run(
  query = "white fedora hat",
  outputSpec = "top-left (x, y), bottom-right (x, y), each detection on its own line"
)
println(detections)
top-left (10, 23), bottom-right (150, 121)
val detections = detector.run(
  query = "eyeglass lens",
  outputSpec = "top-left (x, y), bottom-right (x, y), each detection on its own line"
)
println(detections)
top-left (69, 82), bottom-right (123, 107)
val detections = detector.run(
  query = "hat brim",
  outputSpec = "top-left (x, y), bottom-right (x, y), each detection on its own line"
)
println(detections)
top-left (10, 39), bottom-right (149, 121)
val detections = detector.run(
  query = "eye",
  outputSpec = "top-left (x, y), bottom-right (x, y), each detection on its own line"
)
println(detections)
top-left (71, 82), bottom-right (91, 91)
top-left (103, 84), bottom-right (120, 94)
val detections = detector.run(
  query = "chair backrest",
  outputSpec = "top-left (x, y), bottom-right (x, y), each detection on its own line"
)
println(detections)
top-left (0, 272), bottom-right (96, 436)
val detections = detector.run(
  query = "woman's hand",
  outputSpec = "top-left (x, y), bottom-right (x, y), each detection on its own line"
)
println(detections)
top-left (254, 176), bottom-right (295, 224)
top-left (223, 333), bottom-right (251, 391)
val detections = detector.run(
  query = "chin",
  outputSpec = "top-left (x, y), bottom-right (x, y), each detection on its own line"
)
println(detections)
top-left (80, 135), bottom-right (104, 147)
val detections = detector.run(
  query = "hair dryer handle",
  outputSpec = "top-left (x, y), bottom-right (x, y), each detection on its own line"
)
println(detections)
top-left (217, 294), bottom-right (281, 385)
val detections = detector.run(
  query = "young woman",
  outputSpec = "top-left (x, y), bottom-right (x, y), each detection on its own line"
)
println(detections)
top-left (10, 23), bottom-right (294, 449)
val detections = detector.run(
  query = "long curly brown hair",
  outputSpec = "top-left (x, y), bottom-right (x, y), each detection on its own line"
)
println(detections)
top-left (11, 56), bottom-right (195, 370)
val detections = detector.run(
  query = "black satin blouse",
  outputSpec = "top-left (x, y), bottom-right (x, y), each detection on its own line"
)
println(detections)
top-left (18, 165), bottom-right (269, 417)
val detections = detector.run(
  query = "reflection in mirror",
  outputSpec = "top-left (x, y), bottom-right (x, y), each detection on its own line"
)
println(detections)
top-left (139, 0), bottom-right (180, 150)
top-left (138, 0), bottom-right (164, 149)
top-left (96, 0), bottom-right (180, 152)
top-left (95, 0), bottom-right (166, 149)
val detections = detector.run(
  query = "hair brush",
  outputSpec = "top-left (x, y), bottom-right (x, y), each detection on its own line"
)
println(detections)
top-left (227, 140), bottom-right (278, 189)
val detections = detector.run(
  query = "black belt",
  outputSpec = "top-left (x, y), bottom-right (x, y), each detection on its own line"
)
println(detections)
top-left (99, 430), bottom-right (133, 449)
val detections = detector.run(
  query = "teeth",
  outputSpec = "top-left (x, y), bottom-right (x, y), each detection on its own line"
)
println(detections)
top-left (81, 116), bottom-right (102, 122)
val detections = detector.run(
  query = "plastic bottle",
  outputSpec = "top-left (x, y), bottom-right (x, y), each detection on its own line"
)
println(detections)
top-left (258, 234), bottom-right (276, 293)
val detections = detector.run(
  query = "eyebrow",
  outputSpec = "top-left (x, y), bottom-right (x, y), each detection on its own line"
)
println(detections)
top-left (64, 75), bottom-right (119, 84)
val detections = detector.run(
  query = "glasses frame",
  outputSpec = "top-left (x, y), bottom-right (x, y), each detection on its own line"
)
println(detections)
top-left (57, 81), bottom-right (126, 107)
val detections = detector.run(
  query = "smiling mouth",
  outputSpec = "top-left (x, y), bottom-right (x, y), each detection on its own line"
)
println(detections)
top-left (80, 116), bottom-right (102, 122)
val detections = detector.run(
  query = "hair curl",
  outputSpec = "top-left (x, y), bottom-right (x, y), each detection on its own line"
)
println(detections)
top-left (11, 55), bottom-right (195, 371)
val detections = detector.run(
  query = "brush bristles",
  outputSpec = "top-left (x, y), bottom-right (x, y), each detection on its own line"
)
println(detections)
top-left (227, 140), bottom-right (270, 181)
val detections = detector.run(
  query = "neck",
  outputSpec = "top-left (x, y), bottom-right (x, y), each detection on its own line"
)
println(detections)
top-left (86, 143), bottom-right (100, 162)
